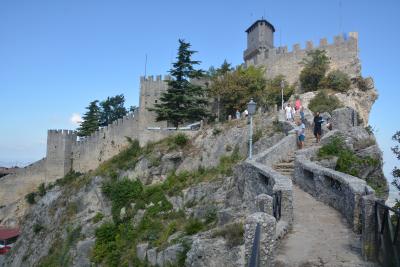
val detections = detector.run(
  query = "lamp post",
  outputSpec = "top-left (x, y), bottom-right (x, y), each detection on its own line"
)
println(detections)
top-left (247, 98), bottom-right (257, 160)
top-left (280, 79), bottom-right (284, 111)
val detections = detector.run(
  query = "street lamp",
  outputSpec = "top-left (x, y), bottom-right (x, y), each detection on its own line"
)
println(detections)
top-left (280, 79), bottom-right (285, 111)
top-left (247, 98), bottom-right (257, 160)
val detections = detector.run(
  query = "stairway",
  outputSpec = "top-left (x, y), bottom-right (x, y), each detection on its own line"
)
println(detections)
top-left (271, 128), bottom-right (372, 266)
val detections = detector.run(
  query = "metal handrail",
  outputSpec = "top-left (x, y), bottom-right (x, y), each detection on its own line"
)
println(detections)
top-left (375, 201), bottom-right (400, 266)
top-left (248, 223), bottom-right (261, 267)
top-left (273, 191), bottom-right (282, 221)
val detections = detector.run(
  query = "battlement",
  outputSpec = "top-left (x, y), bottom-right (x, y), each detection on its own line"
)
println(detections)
top-left (245, 32), bottom-right (360, 84)
top-left (246, 32), bottom-right (358, 60)
top-left (140, 75), bottom-right (171, 82)
top-left (47, 129), bottom-right (76, 136)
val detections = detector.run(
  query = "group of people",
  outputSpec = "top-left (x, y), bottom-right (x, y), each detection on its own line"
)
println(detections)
top-left (284, 97), bottom-right (328, 149)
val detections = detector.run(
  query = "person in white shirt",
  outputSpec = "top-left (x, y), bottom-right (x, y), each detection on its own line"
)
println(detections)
top-left (296, 120), bottom-right (306, 149)
top-left (285, 104), bottom-right (292, 121)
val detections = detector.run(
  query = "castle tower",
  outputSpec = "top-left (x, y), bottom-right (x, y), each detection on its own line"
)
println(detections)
top-left (243, 19), bottom-right (275, 63)
top-left (45, 129), bottom-right (77, 182)
top-left (138, 75), bottom-right (169, 129)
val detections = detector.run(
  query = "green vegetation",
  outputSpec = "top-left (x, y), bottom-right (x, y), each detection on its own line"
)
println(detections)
top-left (77, 95), bottom-right (131, 137)
top-left (184, 218), bottom-right (205, 235)
top-left (391, 131), bottom-right (400, 209)
top-left (264, 75), bottom-right (294, 108)
top-left (90, 136), bottom-right (242, 266)
top-left (149, 39), bottom-right (209, 128)
top-left (92, 212), bottom-right (104, 223)
top-left (300, 49), bottom-right (330, 92)
top-left (322, 70), bottom-right (351, 92)
top-left (77, 100), bottom-right (101, 137)
top-left (209, 65), bottom-right (267, 118)
top-left (38, 226), bottom-right (81, 267)
top-left (252, 128), bottom-right (263, 144)
top-left (25, 192), bottom-right (36, 204)
top-left (318, 136), bottom-right (380, 177)
top-left (212, 222), bottom-right (244, 248)
top-left (37, 182), bottom-right (46, 197)
top-left (308, 90), bottom-right (343, 113)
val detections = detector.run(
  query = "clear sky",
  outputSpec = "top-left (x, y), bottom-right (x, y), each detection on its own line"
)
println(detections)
top-left (0, 0), bottom-right (399, 189)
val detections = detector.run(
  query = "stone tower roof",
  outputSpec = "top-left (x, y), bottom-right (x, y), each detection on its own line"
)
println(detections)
top-left (245, 19), bottom-right (275, 33)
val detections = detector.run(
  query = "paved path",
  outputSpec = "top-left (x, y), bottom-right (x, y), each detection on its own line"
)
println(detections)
top-left (275, 185), bottom-right (372, 267)
top-left (273, 126), bottom-right (375, 266)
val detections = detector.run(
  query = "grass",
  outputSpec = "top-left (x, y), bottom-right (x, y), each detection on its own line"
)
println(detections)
top-left (92, 212), bottom-right (104, 223)
top-left (25, 192), bottom-right (36, 204)
top-left (212, 222), bottom-right (244, 248)
top-left (38, 226), bottom-right (82, 267)
top-left (318, 136), bottom-right (380, 177)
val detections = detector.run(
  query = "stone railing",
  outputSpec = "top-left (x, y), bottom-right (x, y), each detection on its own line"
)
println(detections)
top-left (294, 147), bottom-right (374, 232)
top-left (242, 133), bottom-right (297, 265)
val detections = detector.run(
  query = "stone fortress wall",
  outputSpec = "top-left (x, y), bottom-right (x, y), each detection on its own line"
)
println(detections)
top-left (245, 32), bottom-right (360, 84)
top-left (0, 76), bottom-right (173, 213)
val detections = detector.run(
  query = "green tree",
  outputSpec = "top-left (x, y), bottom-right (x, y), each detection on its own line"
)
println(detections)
top-left (300, 49), bottom-right (330, 92)
top-left (149, 39), bottom-right (209, 127)
top-left (77, 100), bottom-right (100, 137)
top-left (308, 90), bottom-right (343, 113)
top-left (391, 131), bottom-right (400, 209)
top-left (209, 65), bottom-right (267, 118)
top-left (264, 75), bottom-right (294, 108)
top-left (99, 94), bottom-right (128, 126)
top-left (322, 69), bottom-right (351, 92)
top-left (216, 59), bottom-right (233, 76)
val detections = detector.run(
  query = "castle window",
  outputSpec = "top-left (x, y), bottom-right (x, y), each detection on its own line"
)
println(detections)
top-left (155, 100), bottom-right (158, 103)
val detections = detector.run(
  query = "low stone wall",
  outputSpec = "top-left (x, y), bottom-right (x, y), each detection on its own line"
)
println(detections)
top-left (294, 147), bottom-right (374, 232)
top-left (254, 133), bottom-right (297, 166)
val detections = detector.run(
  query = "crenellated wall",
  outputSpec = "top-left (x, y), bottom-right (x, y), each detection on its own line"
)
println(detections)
top-left (245, 32), bottom-right (360, 84)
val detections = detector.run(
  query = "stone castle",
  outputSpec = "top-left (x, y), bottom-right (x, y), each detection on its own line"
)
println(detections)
top-left (0, 19), bottom-right (362, 224)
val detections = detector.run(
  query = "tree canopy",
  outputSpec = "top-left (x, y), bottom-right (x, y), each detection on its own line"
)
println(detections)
top-left (77, 100), bottom-right (101, 137)
top-left (391, 131), bottom-right (400, 208)
top-left (299, 49), bottom-right (330, 92)
top-left (99, 94), bottom-right (128, 127)
top-left (149, 39), bottom-right (209, 127)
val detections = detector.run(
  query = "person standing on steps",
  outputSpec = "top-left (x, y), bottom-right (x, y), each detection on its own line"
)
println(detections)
top-left (296, 120), bottom-right (306, 149)
top-left (295, 97), bottom-right (301, 112)
top-left (285, 104), bottom-right (292, 121)
top-left (313, 112), bottom-right (323, 143)
top-left (235, 109), bottom-right (240, 120)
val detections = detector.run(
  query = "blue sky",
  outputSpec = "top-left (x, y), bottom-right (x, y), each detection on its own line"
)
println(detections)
top-left (0, 0), bottom-right (399, 189)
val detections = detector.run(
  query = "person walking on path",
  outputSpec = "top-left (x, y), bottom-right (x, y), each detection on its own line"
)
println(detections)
top-left (236, 109), bottom-right (240, 120)
top-left (285, 104), bottom-right (292, 121)
top-left (296, 120), bottom-right (306, 149)
top-left (313, 112), bottom-right (324, 143)
top-left (295, 97), bottom-right (301, 112)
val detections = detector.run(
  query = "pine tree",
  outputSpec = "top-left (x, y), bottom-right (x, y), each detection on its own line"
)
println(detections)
top-left (391, 131), bottom-right (400, 208)
top-left (77, 100), bottom-right (100, 137)
top-left (99, 94), bottom-right (128, 126)
top-left (149, 39), bottom-right (209, 128)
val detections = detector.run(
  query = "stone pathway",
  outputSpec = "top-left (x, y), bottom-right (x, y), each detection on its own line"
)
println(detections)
top-left (275, 185), bottom-right (372, 267)
top-left (272, 127), bottom-right (375, 266)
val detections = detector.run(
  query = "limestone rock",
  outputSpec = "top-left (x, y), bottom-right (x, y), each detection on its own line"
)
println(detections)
top-left (331, 107), bottom-right (358, 132)
top-left (136, 242), bottom-right (149, 262)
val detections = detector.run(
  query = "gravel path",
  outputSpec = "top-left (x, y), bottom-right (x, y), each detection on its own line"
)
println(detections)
top-left (275, 185), bottom-right (375, 267)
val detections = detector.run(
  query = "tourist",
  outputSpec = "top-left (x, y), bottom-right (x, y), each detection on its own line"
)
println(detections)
top-left (295, 97), bottom-right (301, 111)
top-left (300, 107), bottom-right (305, 124)
top-left (236, 109), bottom-right (240, 120)
top-left (291, 105), bottom-right (296, 121)
top-left (296, 120), bottom-right (306, 149)
top-left (243, 109), bottom-right (249, 118)
top-left (285, 104), bottom-right (292, 121)
top-left (313, 112), bottom-right (323, 143)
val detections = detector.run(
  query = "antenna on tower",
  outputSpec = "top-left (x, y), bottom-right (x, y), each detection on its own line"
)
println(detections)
top-left (339, 0), bottom-right (343, 33)
top-left (144, 54), bottom-right (147, 78)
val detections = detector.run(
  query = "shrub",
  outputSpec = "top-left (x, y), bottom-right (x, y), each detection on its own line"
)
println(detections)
top-left (213, 128), bottom-right (222, 136)
top-left (92, 212), bottom-right (104, 223)
top-left (252, 129), bottom-right (263, 143)
top-left (37, 183), bottom-right (46, 197)
top-left (323, 70), bottom-right (351, 92)
top-left (212, 223), bottom-right (244, 247)
top-left (184, 218), bottom-right (204, 235)
top-left (173, 133), bottom-right (189, 147)
top-left (299, 49), bottom-right (330, 92)
top-left (25, 192), bottom-right (36, 204)
top-left (308, 90), bottom-right (343, 113)
top-left (264, 75), bottom-right (294, 107)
